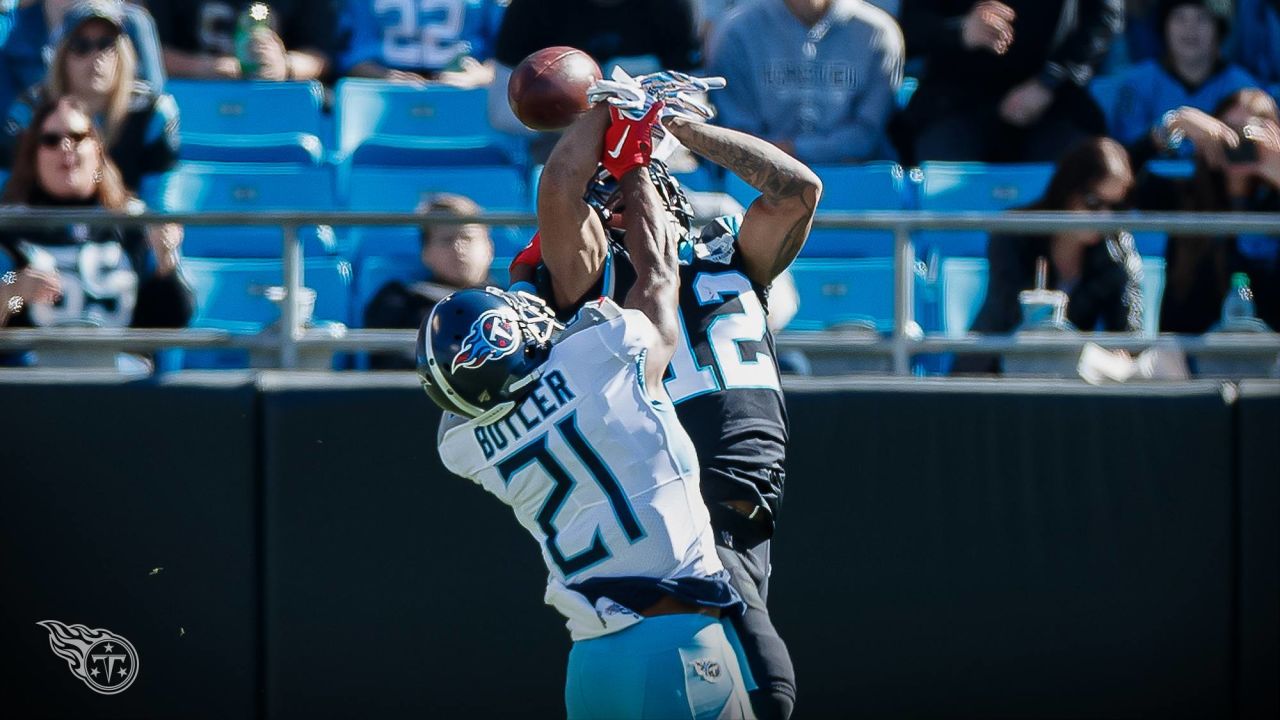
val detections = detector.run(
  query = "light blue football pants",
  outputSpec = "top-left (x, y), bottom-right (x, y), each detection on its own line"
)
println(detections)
top-left (565, 614), bottom-right (756, 719)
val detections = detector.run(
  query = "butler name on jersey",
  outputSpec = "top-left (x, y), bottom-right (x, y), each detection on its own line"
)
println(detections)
top-left (433, 295), bottom-right (738, 640)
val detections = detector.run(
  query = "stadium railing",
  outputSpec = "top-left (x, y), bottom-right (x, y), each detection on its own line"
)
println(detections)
top-left (1, 208), bottom-right (1278, 375)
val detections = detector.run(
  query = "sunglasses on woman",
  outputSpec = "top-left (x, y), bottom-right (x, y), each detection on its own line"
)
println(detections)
top-left (38, 131), bottom-right (92, 149)
top-left (67, 35), bottom-right (118, 57)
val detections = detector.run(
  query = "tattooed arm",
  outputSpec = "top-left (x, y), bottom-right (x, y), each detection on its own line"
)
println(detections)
top-left (664, 118), bottom-right (822, 285)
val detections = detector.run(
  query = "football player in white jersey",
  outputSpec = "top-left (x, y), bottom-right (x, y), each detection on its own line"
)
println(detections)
top-left (418, 102), bottom-right (755, 719)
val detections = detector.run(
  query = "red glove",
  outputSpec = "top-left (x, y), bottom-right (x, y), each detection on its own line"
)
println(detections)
top-left (509, 231), bottom-right (542, 281)
top-left (600, 101), bottom-right (664, 180)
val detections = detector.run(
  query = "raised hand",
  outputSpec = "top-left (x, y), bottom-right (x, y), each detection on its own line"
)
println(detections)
top-left (962, 1), bottom-right (1016, 55)
top-left (1166, 107), bottom-right (1241, 169)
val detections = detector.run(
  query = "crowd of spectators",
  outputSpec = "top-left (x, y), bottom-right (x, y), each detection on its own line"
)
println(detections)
top-left (0, 0), bottom-right (1277, 373)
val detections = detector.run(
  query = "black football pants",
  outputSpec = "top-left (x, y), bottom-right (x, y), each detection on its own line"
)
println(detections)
top-left (716, 537), bottom-right (795, 720)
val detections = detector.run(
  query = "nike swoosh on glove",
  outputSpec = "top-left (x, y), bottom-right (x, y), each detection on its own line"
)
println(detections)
top-left (601, 100), bottom-right (664, 180)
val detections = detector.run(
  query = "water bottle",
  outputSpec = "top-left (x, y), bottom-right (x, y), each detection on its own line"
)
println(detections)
top-left (1220, 272), bottom-right (1257, 326)
top-left (234, 3), bottom-right (271, 78)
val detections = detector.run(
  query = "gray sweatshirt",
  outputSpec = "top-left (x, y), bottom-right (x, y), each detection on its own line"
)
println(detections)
top-left (707, 0), bottom-right (904, 163)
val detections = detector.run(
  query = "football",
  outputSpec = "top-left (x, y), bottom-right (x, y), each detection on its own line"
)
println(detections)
top-left (507, 46), bottom-right (602, 131)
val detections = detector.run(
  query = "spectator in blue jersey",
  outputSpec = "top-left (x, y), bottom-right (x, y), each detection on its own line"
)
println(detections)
top-left (1107, 0), bottom-right (1257, 165)
top-left (0, 96), bottom-right (190, 352)
top-left (1234, 0), bottom-right (1280, 96)
top-left (148, 0), bottom-right (337, 81)
top-left (0, 0), bottom-right (165, 120)
top-left (953, 137), bottom-right (1143, 374)
top-left (338, 0), bottom-right (506, 88)
top-left (899, 0), bottom-right (1121, 163)
top-left (707, 0), bottom-right (903, 164)
top-left (1, 0), bottom-right (179, 191)
top-left (1135, 88), bottom-right (1280, 333)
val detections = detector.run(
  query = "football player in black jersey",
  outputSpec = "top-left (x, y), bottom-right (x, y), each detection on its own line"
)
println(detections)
top-left (513, 92), bottom-right (821, 720)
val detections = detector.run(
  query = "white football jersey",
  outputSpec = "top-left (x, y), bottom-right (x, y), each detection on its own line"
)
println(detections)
top-left (438, 299), bottom-right (724, 637)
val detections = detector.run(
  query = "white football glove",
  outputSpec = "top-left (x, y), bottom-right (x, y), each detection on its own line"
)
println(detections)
top-left (587, 67), bottom-right (726, 122)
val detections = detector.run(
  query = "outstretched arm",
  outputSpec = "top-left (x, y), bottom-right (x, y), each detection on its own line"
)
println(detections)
top-left (618, 168), bottom-right (680, 392)
top-left (536, 104), bottom-right (612, 309)
top-left (665, 118), bottom-right (821, 285)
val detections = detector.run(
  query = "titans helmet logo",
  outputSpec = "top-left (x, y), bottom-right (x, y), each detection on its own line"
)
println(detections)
top-left (452, 309), bottom-right (520, 373)
top-left (37, 620), bottom-right (140, 695)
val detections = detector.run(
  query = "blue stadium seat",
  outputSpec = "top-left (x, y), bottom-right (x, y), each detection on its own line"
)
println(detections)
top-left (179, 132), bottom-right (324, 165)
top-left (1140, 257), bottom-right (1165, 337)
top-left (346, 165), bottom-right (526, 211)
top-left (181, 257), bottom-right (352, 368)
top-left (185, 257), bottom-right (352, 329)
top-left (1130, 228), bottom-right (1167, 258)
top-left (143, 163), bottom-right (349, 257)
top-left (1145, 159), bottom-right (1195, 178)
top-left (917, 162), bottom-right (1055, 257)
top-left (727, 163), bottom-right (907, 257)
top-left (345, 165), bottom-right (531, 258)
top-left (787, 257), bottom-right (926, 332)
top-left (897, 76), bottom-right (918, 109)
top-left (151, 162), bottom-right (334, 211)
top-left (166, 80), bottom-right (326, 164)
top-left (937, 257), bottom-right (989, 337)
top-left (176, 226), bottom-right (344, 258)
top-left (336, 80), bottom-right (520, 168)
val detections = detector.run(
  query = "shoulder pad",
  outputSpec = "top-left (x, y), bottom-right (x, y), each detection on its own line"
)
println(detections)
top-left (689, 215), bottom-right (742, 265)
top-left (558, 297), bottom-right (623, 342)
top-left (437, 411), bottom-right (471, 443)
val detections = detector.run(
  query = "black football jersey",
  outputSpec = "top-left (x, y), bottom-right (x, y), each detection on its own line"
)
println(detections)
top-left (542, 215), bottom-right (789, 525)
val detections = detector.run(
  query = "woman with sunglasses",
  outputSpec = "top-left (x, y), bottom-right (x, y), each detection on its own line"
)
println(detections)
top-left (0, 1), bottom-right (178, 192)
top-left (0, 96), bottom-right (191, 363)
top-left (1135, 88), bottom-right (1280, 334)
top-left (953, 137), bottom-right (1144, 374)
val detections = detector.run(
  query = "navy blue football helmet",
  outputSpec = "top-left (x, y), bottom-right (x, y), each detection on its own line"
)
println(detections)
top-left (417, 287), bottom-right (561, 422)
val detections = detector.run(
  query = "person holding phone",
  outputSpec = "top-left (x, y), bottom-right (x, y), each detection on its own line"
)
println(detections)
top-left (1135, 88), bottom-right (1280, 333)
